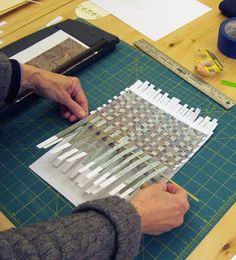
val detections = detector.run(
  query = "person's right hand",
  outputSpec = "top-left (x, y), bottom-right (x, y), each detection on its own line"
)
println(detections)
top-left (130, 182), bottom-right (190, 235)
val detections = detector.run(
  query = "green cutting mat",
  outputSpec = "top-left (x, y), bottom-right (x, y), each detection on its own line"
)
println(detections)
top-left (0, 41), bottom-right (235, 259)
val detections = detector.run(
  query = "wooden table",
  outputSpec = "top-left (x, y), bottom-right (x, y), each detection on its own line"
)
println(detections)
top-left (1, 0), bottom-right (235, 101)
top-left (0, 0), bottom-right (235, 258)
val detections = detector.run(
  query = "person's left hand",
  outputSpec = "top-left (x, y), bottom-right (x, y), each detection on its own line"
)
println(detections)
top-left (21, 64), bottom-right (89, 122)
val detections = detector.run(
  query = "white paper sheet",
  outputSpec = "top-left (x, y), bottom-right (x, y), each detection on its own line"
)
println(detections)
top-left (91, 0), bottom-right (211, 41)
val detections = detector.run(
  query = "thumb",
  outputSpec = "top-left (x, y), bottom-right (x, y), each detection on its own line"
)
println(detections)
top-left (62, 94), bottom-right (87, 119)
top-left (167, 183), bottom-right (187, 197)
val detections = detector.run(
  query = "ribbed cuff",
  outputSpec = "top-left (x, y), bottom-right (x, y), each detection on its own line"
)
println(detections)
top-left (5, 59), bottom-right (21, 103)
top-left (75, 196), bottom-right (142, 260)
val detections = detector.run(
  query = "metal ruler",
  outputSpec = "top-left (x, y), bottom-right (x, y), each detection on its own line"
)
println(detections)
top-left (134, 39), bottom-right (235, 109)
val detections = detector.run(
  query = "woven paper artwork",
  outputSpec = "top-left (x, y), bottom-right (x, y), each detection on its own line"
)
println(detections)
top-left (30, 80), bottom-right (218, 205)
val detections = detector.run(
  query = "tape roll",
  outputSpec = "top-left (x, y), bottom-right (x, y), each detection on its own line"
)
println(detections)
top-left (218, 18), bottom-right (236, 59)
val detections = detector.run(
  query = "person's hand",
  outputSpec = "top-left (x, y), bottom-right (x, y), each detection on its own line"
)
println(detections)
top-left (130, 182), bottom-right (190, 235)
top-left (21, 64), bottom-right (89, 122)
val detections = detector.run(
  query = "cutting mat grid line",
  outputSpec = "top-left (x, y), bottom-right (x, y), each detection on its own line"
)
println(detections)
top-left (0, 41), bottom-right (235, 259)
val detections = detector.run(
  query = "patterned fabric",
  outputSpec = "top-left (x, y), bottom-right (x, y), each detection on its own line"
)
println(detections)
top-left (27, 38), bottom-right (87, 72)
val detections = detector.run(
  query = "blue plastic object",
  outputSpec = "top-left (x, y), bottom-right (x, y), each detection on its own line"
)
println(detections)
top-left (219, 0), bottom-right (236, 17)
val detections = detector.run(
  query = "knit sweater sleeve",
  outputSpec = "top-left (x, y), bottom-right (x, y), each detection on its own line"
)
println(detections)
top-left (0, 52), bottom-right (21, 103)
top-left (0, 197), bottom-right (142, 260)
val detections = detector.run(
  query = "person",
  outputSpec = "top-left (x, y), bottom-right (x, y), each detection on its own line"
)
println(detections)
top-left (0, 52), bottom-right (189, 259)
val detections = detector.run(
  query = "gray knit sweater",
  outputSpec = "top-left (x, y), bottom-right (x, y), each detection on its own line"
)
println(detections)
top-left (0, 52), bottom-right (142, 259)
top-left (0, 52), bottom-right (12, 101)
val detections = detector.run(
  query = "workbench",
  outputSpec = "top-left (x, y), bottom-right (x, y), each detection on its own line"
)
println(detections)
top-left (0, 0), bottom-right (235, 259)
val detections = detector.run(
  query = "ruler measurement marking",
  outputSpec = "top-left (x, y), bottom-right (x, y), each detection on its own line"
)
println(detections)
top-left (134, 39), bottom-right (235, 109)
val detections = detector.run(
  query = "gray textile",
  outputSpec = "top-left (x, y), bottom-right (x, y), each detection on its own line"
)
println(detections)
top-left (0, 197), bottom-right (141, 260)
top-left (0, 52), bottom-right (12, 101)
top-left (0, 52), bottom-right (142, 259)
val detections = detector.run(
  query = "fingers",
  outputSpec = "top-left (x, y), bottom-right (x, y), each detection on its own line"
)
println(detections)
top-left (61, 105), bottom-right (83, 122)
top-left (157, 182), bottom-right (167, 191)
top-left (60, 106), bottom-right (71, 119)
top-left (167, 183), bottom-right (186, 195)
top-left (72, 79), bottom-right (89, 115)
top-left (60, 78), bottom-right (89, 121)
top-left (68, 114), bottom-right (79, 122)
top-left (62, 93), bottom-right (88, 119)
top-left (75, 91), bottom-right (89, 115)
top-left (141, 182), bottom-right (167, 192)
top-left (167, 183), bottom-right (190, 213)
top-left (149, 182), bottom-right (167, 191)
top-left (58, 77), bottom-right (89, 121)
